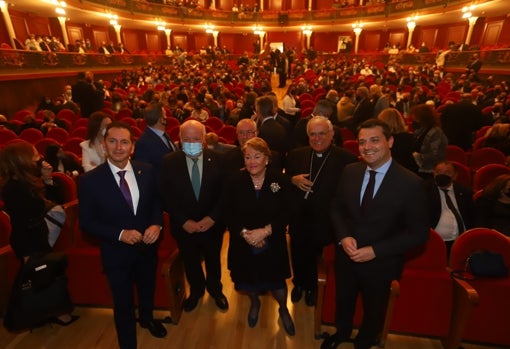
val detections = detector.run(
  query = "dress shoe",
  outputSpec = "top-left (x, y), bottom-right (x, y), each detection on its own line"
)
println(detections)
top-left (50, 315), bottom-right (80, 326)
top-left (213, 293), bottom-right (229, 312)
top-left (278, 307), bottom-right (295, 336)
top-left (305, 288), bottom-right (317, 307)
top-left (183, 295), bottom-right (201, 312)
top-left (321, 332), bottom-right (348, 349)
top-left (247, 298), bottom-right (260, 328)
top-left (290, 286), bottom-right (303, 303)
top-left (140, 319), bottom-right (167, 338)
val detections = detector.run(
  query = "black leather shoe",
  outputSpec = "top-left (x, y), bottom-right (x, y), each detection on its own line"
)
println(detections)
top-left (305, 289), bottom-right (317, 307)
top-left (140, 319), bottom-right (167, 338)
top-left (290, 286), bottom-right (303, 303)
top-left (183, 295), bottom-right (201, 312)
top-left (321, 332), bottom-right (347, 349)
top-left (278, 307), bottom-right (295, 336)
top-left (213, 294), bottom-right (229, 312)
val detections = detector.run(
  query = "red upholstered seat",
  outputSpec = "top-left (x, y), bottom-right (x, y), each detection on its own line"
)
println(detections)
top-left (473, 163), bottom-right (510, 191)
top-left (204, 116), bottom-right (224, 132)
top-left (69, 126), bottom-right (87, 139)
top-left (62, 137), bottom-right (84, 157)
top-left (469, 147), bottom-right (506, 171)
top-left (446, 145), bottom-right (468, 165)
top-left (450, 161), bottom-right (473, 189)
top-left (300, 99), bottom-right (315, 110)
top-left (34, 138), bottom-right (60, 157)
top-left (19, 128), bottom-right (44, 144)
top-left (217, 125), bottom-right (237, 144)
top-left (0, 128), bottom-right (18, 146)
top-left (46, 127), bottom-right (69, 144)
top-left (450, 228), bottom-right (510, 347)
top-left (342, 140), bottom-right (359, 156)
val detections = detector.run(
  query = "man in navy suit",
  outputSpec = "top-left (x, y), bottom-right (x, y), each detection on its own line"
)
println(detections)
top-left (323, 119), bottom-right (429, 349)
top-left (79, 121), bottom-right (167, 349)
top-left (160, 120), bottom-right (229, 313)
top-left (133, 102), bottom-right (177, 172)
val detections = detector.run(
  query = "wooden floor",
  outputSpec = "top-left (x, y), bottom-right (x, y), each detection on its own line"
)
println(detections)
top-left (0, 231), bottom-right (503, 349)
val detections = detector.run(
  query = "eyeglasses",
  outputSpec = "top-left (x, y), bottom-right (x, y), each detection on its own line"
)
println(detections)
top-left (237, 130), bottom-right (256, 136)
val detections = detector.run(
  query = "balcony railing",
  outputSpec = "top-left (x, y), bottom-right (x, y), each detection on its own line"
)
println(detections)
top-left (0, 48), bottom-right (508, 79)
top-left (78, 0), bottom-right (476, 25)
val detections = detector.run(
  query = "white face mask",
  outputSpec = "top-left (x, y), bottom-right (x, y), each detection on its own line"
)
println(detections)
top-left (101, 127), bottom-right (107, 137)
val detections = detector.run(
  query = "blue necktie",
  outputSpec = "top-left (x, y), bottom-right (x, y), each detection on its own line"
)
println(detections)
top-left (191, 159), bottom-right (200, 200)
top-left (118, 170), bottom-right (134, 212)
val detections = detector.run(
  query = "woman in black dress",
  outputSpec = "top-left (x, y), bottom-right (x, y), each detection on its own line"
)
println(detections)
top-left (222, 137), bottom-right (295, 335)
top-left (0, 141), bottom-right (77, 326)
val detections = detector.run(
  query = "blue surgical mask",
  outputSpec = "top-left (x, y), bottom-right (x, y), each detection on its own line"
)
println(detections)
top-left (182, 142), bottom-right (203, 157)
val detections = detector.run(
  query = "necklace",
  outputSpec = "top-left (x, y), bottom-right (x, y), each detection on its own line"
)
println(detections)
top-left (251, 175), bottom-right (265, 190)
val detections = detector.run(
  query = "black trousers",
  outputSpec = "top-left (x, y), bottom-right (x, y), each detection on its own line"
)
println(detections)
top-left (177, 231), bottom-right (224, 298)
top-left (104, 249), bottom-right (157, 349)
top-left (334, 247), bottom-right (392, 349)
top-left (290, 231), bottom-right (322, 291)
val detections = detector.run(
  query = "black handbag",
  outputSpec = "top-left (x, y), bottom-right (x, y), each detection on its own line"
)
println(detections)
top-left (3, 252), bottom-right (73, 332)
top-left (452, 250), bottom-right (508, 280)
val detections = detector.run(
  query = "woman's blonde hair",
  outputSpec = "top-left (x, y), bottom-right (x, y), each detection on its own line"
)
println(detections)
top-left (242, 137), bottom-right (271, 159)
top-left (377, 108), bottom-right (407, 134)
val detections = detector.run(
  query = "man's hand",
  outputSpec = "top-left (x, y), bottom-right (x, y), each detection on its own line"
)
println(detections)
top-left (142, 225), bottom-right (161, 244)
top-left (291, 174), bottom-right (313, 193)
top-left (197, 216), bottom-right (215, 232)
top-left (341, 237), bottom-right (376, 263)
top-left (183, 220), bottom-right (201, 234)
top-left (121, 229), bottom-right (143, 245)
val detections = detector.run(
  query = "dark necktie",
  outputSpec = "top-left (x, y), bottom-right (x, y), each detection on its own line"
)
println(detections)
top-left (441, 188), bottom-right (465, 233)
top-left (361, 170), bottom-right (377, 214)
top-left (118, 170), bottom-right (134, 212)
top-left (163, 132), bottom-right (176, 151)
top-left (191, 159), bottom-right (200, 200)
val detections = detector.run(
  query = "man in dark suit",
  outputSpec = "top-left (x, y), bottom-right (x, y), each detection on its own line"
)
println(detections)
top-left (286, 116), bottom-right (357, 306)
top-left (323, 119), bottom-right (429, 349)
top-left (440, 93), bottom-right (483, 150)
top-left (72, 71), bottom-right (104, 117)
top-left (424, 160), bottom-right (475, 255)
top-left (133, 102), bottom-right (177, 172)
top-left (160, 120), bottom-right (228, 313)
top-left (79, 121), bottom-right (167, 349)
top-left (349, 86), bottom-right (374, 134)
top-left (223, 118), bottom-right (282, 174)
top-left (257, 95), bottom-right (288, 159)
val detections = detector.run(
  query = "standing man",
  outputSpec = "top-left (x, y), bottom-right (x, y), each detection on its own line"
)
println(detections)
top-left (133, 102), bottom-right (177, 172)
top-left (323, 119), bottom-right (429, 349)
top-left (160, 120), bottom-right (228, 313)
top-left (286, 116), bottom-right (357, 306)
top-left (79, 121), bottom-right (167, 349)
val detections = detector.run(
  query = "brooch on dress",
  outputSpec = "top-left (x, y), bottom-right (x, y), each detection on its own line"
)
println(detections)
top-left (270, 182), bottom-right (281, 193)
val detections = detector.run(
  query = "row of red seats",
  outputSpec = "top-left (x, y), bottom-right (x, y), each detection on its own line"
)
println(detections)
top-left (316, 227), bottom-right (510, 348)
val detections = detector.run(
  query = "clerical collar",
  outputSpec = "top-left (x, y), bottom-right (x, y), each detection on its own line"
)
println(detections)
top-left (314, 147), bottom-right (331, 158)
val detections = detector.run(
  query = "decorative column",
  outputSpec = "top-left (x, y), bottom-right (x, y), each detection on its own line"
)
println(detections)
top-left (352, 22), bottom-right (363, 54)
top-left (406, 19), bottom-right (416, 49)
top-left (302, 25), bottom-right (312, 50)
top-left (57, 16), bottom-right (70, 49)
top-left (212, 30), bottom-right (219, 48)
top-left (0, 1), bottom-right (16, 48)
top-left (258, 31), bottom-right (265, 52)
top-left (308, 0), bottom-right (313, 11)
top-left (113, 24), bottom-right (122, 44)
top-left (260, 0), bottom-right (264, 12)
top-left (465, 16), bottom-right (478, 46)
top-left (164, 28), bottom-right (172, 48)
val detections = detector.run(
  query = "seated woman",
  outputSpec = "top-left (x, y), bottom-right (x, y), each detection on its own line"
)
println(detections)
top-left (377, 107), bottom-right (418, 173)
top-left (475, 174), bottom-right (510, 237)
top-left (222, 137), bottom-right (295, 335)
top-left (410, 104), bottom-right (448, 179)
top-left (0, 141), bottom-right (78, 326)
top-left (80, 111), bottom-right (112, 172)
top-left (483, 123), bottom-right (510, 164)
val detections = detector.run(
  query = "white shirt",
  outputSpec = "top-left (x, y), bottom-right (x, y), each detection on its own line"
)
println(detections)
top-left (434, 186), bottom-right (461, 241)
top-left (80, 139), bottom-right (106, 172)
top-left (107, 160), bottom-right (140, 215)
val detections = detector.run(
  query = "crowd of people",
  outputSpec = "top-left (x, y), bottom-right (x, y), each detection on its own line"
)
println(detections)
top-left (1, 48), bottom-right (510, 349)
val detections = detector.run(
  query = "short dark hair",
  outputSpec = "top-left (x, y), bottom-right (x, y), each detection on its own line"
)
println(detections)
top-left (143, 102), bottom-right (164, 126)
top-left (105, 121), bottom-right (133, 141)
top-left (358, 118), bottom-right (392, 140)
top-left (255, 96), bottom-right (274, 117)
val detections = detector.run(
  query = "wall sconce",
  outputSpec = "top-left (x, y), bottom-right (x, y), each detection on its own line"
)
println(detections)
top-left (462, 4), bottom-right (476, 19)
top-left (253, 25), bottom-right (264, 35)
top-left (301, 25), bottom-right (312, 36)
top-left (352, 21), bottom-right (363, 35)
top-left (56, 7), bottom-right (66, 15)
top-left (204, 23), bottom-right (215, 34)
